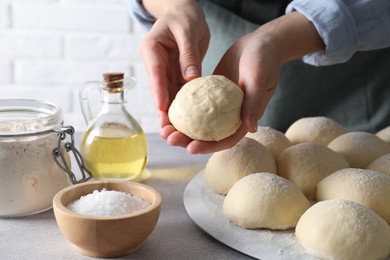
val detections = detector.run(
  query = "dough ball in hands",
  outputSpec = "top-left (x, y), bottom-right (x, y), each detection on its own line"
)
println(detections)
top-left (296, 199), bottom-right (390, 260)
top-left (317, 168), bottom-right (390, 224)
top-left (367, 154), bottom-right (390, 176)
top-left (168, 75), bottom-right (243, 141)
top-left (223, 173), bottom-right (311, 230)
top-left (246, 126), bottom-right (292, 158)
top-left (377, 126), bottom-right (390, 144)
top-left (285, 116), bottom-right (347, 145)
top-left (328, 131), bottom-right (390, 168)
top-left (204, 137), bottom-right (276, 195)
top-left (277, 142), bottom-right (349, 199)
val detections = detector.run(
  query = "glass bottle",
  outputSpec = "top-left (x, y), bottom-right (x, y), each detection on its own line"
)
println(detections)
top-left (79, 72), bottom-right (148, 180)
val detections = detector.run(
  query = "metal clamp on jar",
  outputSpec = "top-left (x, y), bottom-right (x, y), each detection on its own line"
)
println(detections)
top-left (0, 99), bottom-right (91, 217)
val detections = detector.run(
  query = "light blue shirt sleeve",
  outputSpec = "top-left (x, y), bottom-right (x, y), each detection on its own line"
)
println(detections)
top-left (287, 0), bottom-right (390, 66)
top-left (123, 0), bottom-right (156, 29)
top-left (125, 0), bottom-right (390, 66)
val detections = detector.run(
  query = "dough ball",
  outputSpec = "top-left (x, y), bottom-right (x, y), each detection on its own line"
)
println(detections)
top-left (317, 168), bottom-right (390, 224)
top-left (168, 75), bottom-right (243, 141)
top-left (223, 172), bottom-right (311, 230)
top-left (328, 131), bottom-right (390, 168)
top-left (277, 142), bottom-right (349, 199)
top-left (204, 137), bottom-right (276, 195)
top-left (367, 154), bottom-right (390, 176)
top-left (296, 199), bottom-right (390, 260)
top-left (377, 126), bottom-right (390, 144)
top-left (246, 126), bottom-right (292, 159)
top-left (285, 116), bottom-right (347, 145)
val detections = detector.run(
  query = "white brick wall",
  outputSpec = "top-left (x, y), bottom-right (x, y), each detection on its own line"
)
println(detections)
top-left (0, 0), bottom-right (159, 133)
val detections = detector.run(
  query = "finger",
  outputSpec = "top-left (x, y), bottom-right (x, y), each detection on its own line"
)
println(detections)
top-left (160, 124), bottom-right (176, 140)
top-left (166, 131), bottom-right (193, 148)
top-left (140, 40), bottom-right (171, 112)
top-left (239, 70), bottom-right (277, 133)
top-left (175, 32), bottom-right (202, 81)
top-left (240, 81), bottom-right (264, 133)
top-left (186, 126), bottom-right (247, 154)
top-left (160, 124), bottom-right (193, 148)
top-left (158, 110), bottom-right (170, 129)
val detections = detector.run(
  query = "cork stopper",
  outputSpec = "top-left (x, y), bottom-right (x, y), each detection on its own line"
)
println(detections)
top-left (103, 72), bottom-right (124, 89)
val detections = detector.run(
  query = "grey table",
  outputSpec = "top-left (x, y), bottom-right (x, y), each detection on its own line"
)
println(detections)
top-left (0, 134), bottom-right (252, 260)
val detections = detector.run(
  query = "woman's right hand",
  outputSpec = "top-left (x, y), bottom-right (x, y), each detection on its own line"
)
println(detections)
top-left (140, 0), bottom-right (210, 135)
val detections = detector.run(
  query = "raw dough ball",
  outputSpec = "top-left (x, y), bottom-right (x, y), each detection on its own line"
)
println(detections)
top-left (168, 75), bottom-right (243, 141)
top-left (204, 137), bottom-right (276, 195)
top-left (223, 172), bottom-right (311, 230)
top-left (296, 199), bottom-right (390, 260)
top-left (285, 116), bottom-right (347, 145)
top-left (245, 126), bottom-right (292, 158)
top-left (317, 168), bottom-right (390, 224)
top-left (367, 154), bottom-right (390, 176)
top-left (377, 126), bottom-right (390, 144)
top-left (328, 131), bottom-right (390, 168)
top-left (277, 142), bottom-right (349, 199)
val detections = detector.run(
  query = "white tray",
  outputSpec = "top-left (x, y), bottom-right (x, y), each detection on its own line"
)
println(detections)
top-left (183, 170), bottom-right (317, 260)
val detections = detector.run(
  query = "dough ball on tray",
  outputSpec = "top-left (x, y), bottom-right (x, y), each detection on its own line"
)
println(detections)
top-left (317, 168), bottom-right (390, 224)
top-left (367, 153), bottom-right (390, 176)
top-left (328, 131), bottom-right (390, 168)
top-left (246, 126), bottom-right (292, 159)
top-left (377, 126), bottom-right (390, 144)
top-left (223, 172), bottom-right (311, 230)
top-left (296, 199), bottom-right (390, 260)
top-left (204, 137), bottom-right (276, 195)
top-left (285, 116), bottom-right (347, 145)
top-left (277, 142), bottom-right (349, 200)
top-left (168, 75), bottom-right (243, 141)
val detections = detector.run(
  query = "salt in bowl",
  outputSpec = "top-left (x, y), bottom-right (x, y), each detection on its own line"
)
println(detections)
top-left (53, 180), bottom-right (161, 258)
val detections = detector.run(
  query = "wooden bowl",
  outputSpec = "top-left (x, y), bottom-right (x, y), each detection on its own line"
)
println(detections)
top-left (53, 180), bottom-right (161, 258)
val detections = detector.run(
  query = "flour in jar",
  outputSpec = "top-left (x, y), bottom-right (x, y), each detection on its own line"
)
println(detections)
top-left (0, 133), bottom-right (71, 216)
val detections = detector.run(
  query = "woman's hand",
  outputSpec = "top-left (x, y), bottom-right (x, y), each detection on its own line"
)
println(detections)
top-left (140, 0), bottom-right (210, 129)
top-left (215, 11), bottom-right (326, 135)
top-left (179, 12), bottom-right (325, 154)
top-left (141, 3), bottom-right (324, 154)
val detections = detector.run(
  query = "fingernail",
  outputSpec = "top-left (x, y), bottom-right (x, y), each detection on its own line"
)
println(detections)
top-left (185, 66), bottom-right (200, 79)
top-left (250, 115), bottom-right (258, 132)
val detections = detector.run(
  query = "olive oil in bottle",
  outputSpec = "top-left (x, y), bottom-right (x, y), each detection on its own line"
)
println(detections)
top-left (80, 124), bottom-right (148, 179)
top-left (79, 72), bottom-right (148, 180)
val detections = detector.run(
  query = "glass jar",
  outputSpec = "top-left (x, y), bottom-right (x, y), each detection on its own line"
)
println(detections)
top-left (0, 99), bottom-right (90, 217)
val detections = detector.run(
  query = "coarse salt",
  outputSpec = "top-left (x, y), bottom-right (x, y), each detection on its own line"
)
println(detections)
top-left (67, 188), bottom-right (151, 217)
